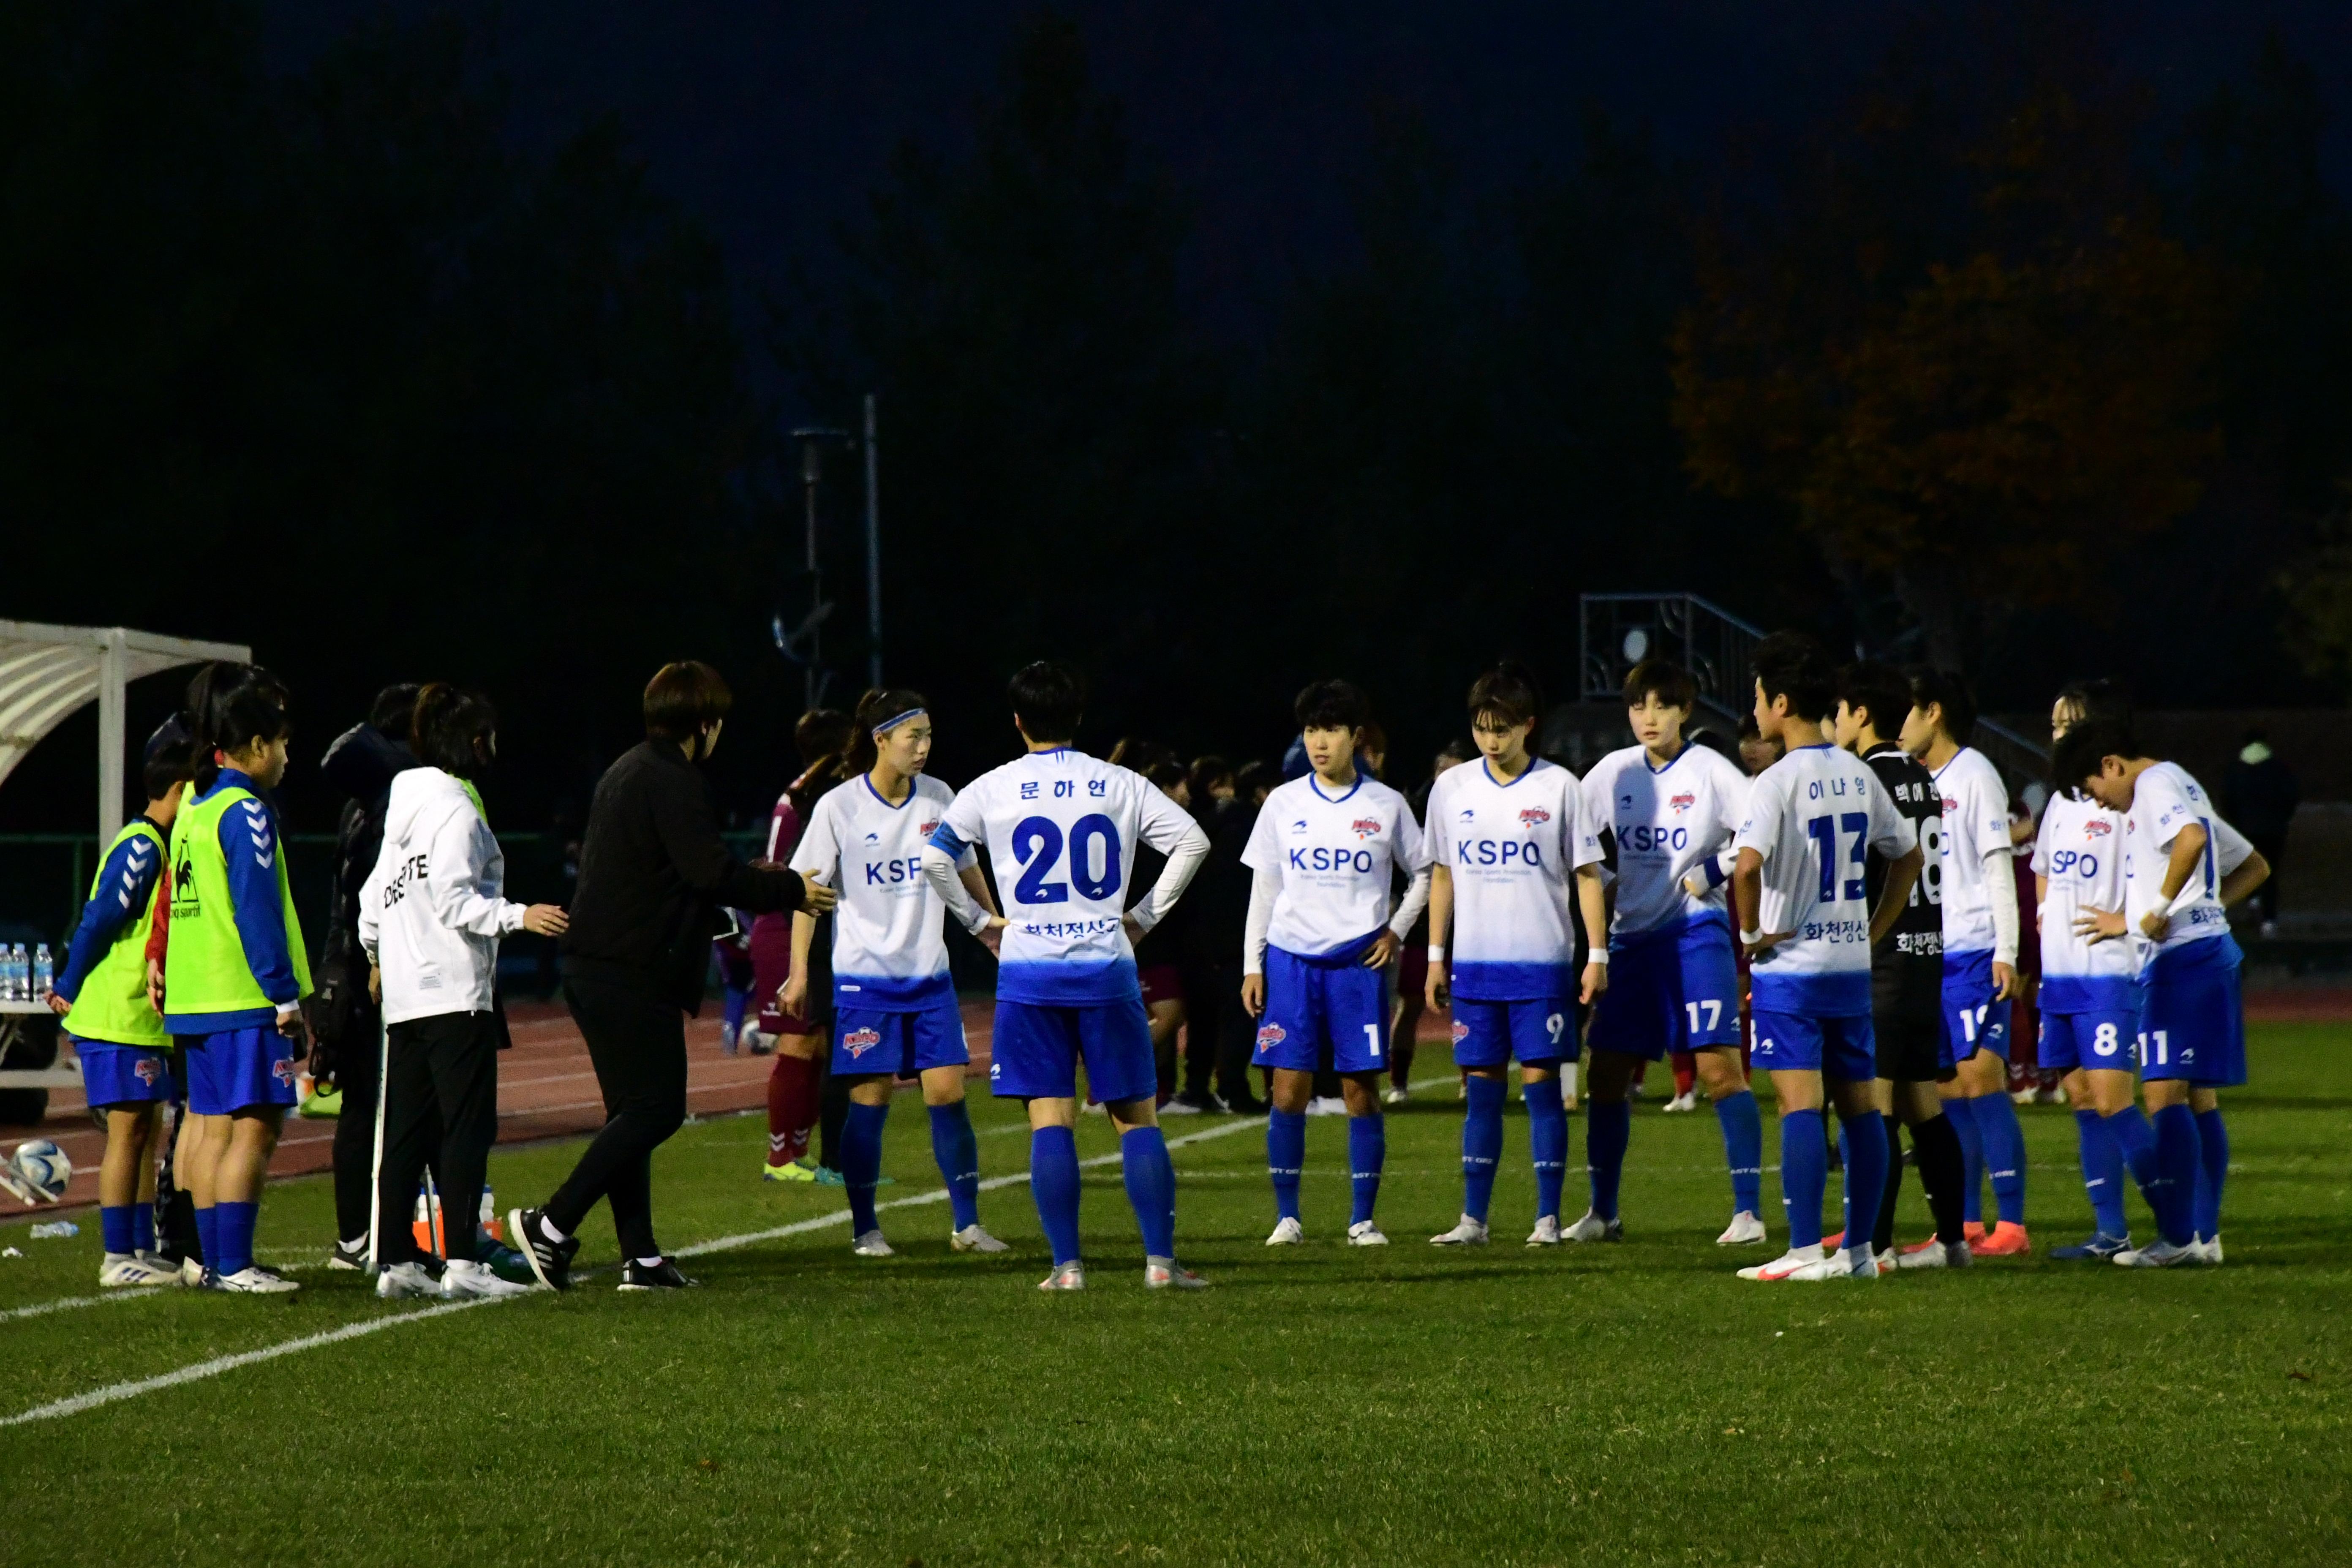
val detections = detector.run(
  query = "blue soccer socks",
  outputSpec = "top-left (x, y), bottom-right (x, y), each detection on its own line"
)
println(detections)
top-left (842, 1101), bottom-right (889, 1234)
top-left (2193, 1105), bottom-right (2229, 1242)
top-left (2074, 1108), bottom-right (2128, 1239)
top-left (1585, 1097), bottom-right (1629, 1223)
top-left (1780, 1108), bottom-right (1827, 1250)
top-left (1348, 1113), bottom-right (1386, 1225)
top-left (215, 1200), bottom-right (258, 1277)
top-left (1715, 1090), bottom-right (1764, 1216)
top-left (1030, 1127), bottom-right (1084, 1266)
top-left (2150, 1104), bottom-right (2200, 1248)
top-left (1977, 1092), bottom-right (2028, 1226)
top-left (1120, 1126), bottom-right (1178, 1259)
top-left (928, 1101), bottom-right (982, 1232)
top-left (133, 1201), bottom-right (155, 1255)
top-left (1523, 1081), bottom-right (1568, 1222)
top-left (1461, 1076), bottom-right (1506, 1223)
top-left (195, 1204), bottom-right (219, 1271)
top-left (1841, 1110), bottom-right (1889, 1256)
top-left (1945, 1094), bottom-right (1985, 1225)
top-left (100, 1204), bottom-right (134, 1255)
top-left (1267, 1110), bottom-right (1307, 1222)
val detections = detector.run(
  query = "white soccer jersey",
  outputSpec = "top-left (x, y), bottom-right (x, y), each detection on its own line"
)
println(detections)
top-left (2031, 791), bottom-right (2134, 1012)
top-left (1930, 746), bottom-right (2014, 956)
top-left (1245, 773), bottom-right (1425, 961)
top-left (1733, 742), bottom-right (1916, 1017)
top-left (2122, 762), bottom-right (2256, 972)
top-left (1425, 757), bottom-right (1601, 1000)
top-left (933, 747), bottom-right (1200, 1005)
top-left (1581, 742), bottom-right (1748, 939)
top-left (789, 773), bottom-right (974, 1009)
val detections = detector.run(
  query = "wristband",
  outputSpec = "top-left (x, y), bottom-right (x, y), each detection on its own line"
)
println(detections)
top-left (1702, 856), bottom-right (1729, 889)
top-left (1740, 927), bottom-right (1762, 947)
top-left (1426, 946), bottom-right (1446, 963)
top-left (2148, 892), bottom-right (2177, 922)
top-left (1586, 948), bottom-right (1609, 966)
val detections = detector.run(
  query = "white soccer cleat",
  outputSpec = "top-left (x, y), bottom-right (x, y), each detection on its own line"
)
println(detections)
top-left (950, 1224), bottom-right (1010, 1254)
top-left (1265, 1216), bottom-right (1306, 1247)
top-left (1897, 1238), bottom-right (1972, 1270)
top-left (1716, 1211), bottom-right (1768, 1247)
top-left (1563, 1210), bottom-right (1622, 1243)
top-left (1037, 1261), bottom-right (1086, 1291)
top-left (180, 1256), bottom-right (207, 1288)
top-left (2116, 1238), bottom-right (2196, 1269)
top-left (438, 1258), bottom-right (533, 1298)
top-left (2194, 1233), bottom-right (2225, 1266)
top-left (376, 1261), bottom-right (441, 1300)
top-left (1145, 1256), bottom-right (1209, 1290)
top-left (1346, 1220), bottom-right (1388, 1247)
top-left (98, 1253), bottom-right (178, 1288)
top-left (1875, 1247), bottom-right (1898, 1274)
top-left (1525, 1215), bottom-right (1562, 1247)
top-left (1662, 1091), bottom-right (1700, 1113)
top-left (1784, 1247), bottom-right (1878, 1282)
top-left (1737, 1245), bottom-right (1824, 1282)
top-left (1429, 1216), bottom-right (1489, 1246)
top-left (1381, 1085), bottom-right (1409, 1107)
top-left (1305, 1096), bottom-right (1348, 1117)
top-left (851, 1229), bottom-right (894, 1258)
top-left (136, 1250), bottom-right (186, 1284)
top-left (216, 1265), bottom-right (301, 1294)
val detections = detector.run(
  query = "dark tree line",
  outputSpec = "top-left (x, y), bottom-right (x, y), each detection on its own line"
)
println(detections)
top-left (4, 3), bottom-right (2349, 834)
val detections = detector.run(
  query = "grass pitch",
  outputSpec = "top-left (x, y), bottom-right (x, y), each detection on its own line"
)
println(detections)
top-left (3, 1023), bottom-right (2348, 1566)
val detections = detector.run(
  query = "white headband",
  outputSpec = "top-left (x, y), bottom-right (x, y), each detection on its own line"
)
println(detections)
top-left (872, 708), bottom-right (927, 738)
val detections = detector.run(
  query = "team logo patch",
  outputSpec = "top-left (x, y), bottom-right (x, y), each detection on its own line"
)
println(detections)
top-left (1255, 1022), bottom-right (1287, 1049)
top-left (1942, 795), bottom-right (1960, 813)
top-left (2084, 820), bottom-right (2112, 838)
top-left (1451, 1020), bottom-right (1470, 1043)
top-left (273, 1058), bottom-right (297, 1086)
top-left (1518, 807), bottom-right (1551, 827)
top-left (918, 819), bottom-right (939, 837)
top-left (1351, 817), bottom-right (1383, 839)
top-left (1668, 792), bottom-right (1695, 815)
top-left (842, 1026), bottom-right (883, 1059)
top-left (133, 1056), bottom-right (162, 1085)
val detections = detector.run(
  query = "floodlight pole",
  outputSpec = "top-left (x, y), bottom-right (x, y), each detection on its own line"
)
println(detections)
top-left (863, 395), bottom-right (882, 689)
top-left (97, 629), bottom-right (126, 845)
top-left (800, 436), bottom-right (825, 712)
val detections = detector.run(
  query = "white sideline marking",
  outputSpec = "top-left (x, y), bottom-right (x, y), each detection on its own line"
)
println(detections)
top-left (0, 1096), bottom-right (1334, 1426)
top-left (0, 1288), bottom-right (158, 1323)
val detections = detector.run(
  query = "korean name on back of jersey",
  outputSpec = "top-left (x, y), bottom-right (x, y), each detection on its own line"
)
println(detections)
top-left (1244, 773), bottom-right (1425, 959)
top-left (933, 748), bottom-right (1200, 1004)
top-left (1578, 743), bottom-right (1746, 939)
top-left (789, 773), bottom-right (972, 1006)
top-left (1732, 743), bottom-right (1916, 1010)
top-left (1863, 744), bottom-right (1944, 961)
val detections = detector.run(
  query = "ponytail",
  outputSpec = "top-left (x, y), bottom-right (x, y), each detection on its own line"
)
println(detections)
top-left (844, 686), bottom-right (928, 776)
top-left (185, 661), bottom-right (291, 795)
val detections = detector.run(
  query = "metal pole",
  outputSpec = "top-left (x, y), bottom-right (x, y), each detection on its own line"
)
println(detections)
top-left (97, 629), bottom-right (126, 846)
top-left (802, 439), bottom-right (823, 712)
top-left (864, 395), bottom-right (882, 689)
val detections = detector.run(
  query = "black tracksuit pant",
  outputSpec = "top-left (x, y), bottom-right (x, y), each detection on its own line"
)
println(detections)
top-left (544, 970), bottom-right (687, 1261)
top-left (375, 1010), bottom-right (501, 1264)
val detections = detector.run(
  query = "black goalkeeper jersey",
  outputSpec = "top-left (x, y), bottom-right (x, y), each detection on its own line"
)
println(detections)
top-left (1863, 743), bottom-right (1944, 1019)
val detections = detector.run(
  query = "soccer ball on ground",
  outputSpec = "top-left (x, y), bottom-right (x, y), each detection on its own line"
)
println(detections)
top-left (12, 1139), bottom-right (73, 1202)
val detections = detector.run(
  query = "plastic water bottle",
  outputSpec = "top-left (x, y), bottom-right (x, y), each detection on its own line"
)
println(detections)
top-left (32, 944), bottom-right (53, 1001)
top-left (29, 1221), bottom-right (78, 1239)
top-left (3, 945), bottom-right (23, 1002)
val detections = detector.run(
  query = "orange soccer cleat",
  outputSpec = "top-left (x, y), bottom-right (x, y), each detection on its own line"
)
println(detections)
top-left (1975, 1221), bottom-right (2032, 1256)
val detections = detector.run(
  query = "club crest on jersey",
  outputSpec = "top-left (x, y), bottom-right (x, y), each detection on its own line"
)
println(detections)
top-left (1351, 817), bottom-right (1383, 839)
top-left (1517, 807), bottom-right (1551, 827)
top-left (1450, 1020), bottom-right (1470, 1043)
top-left (2083, 820), bottom-right (2112, 838)
top-left (133, 1056), bottom-right (162, 1085)
top-left (1942, 795), bottom-right (1960, 814)
top-left (273, 1058), bottom-right (297, 1086)
top-left (1255, 1022), bottom-right (1286, 1048)
top-left (1669, 792), bottom-right (1695, 815)
top-left (918, 819), bottom-right (939, 837)
top-left (842, 1026), bottom-right (883, 1059)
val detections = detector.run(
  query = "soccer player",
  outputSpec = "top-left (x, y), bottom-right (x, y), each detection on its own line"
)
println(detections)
top-left (1242, 680), bottom-right (1429, 1247)
top-left (2052, 717), bottom-right (2270, 1267)
top-left (1899, 670), bottom-right (2031, 1255)
top-left (1833, 662), bottom-right (1971, 1269)
top-left (921, 662), bottom-right (1212, 1290)
top-left (2034, 680), bottom-right (2140, 1260)
top-left (163, 663), bottom-right (314, 1293)
top-left (48, 723), bottom-right (196, 1287)
top-left (1577, 659), bottom-right (1758, 1246)
top-left (1731, 633), bottom-right (1922, 1282)
top-left (758, 710), bottom-right (855, 1183)
top-left (786, 688), bottom-right (1008, 1257)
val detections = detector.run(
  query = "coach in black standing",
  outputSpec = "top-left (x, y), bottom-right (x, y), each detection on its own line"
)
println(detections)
top-left (509, 662), bottom-right (835, 1291)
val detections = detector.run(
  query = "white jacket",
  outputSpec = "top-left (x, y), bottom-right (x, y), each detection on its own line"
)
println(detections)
top-left (359, 767), bottom-right (527, 1024)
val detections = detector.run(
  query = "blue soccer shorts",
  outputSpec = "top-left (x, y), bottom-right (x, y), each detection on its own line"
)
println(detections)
top-left (990, 994), bottom-right (1157, 1104)
top-left (1584, 915), bottom-right (1741, 1060)
top-left (1449, 998), bottom-right (1576, 1069)
top-left (2038, 1010), bottom-right (2138, 1074)
top-left (1940, 948), bottom-right (2011, 1067)
top-left (2135, 936), bottom-right (2246, 1087)
top-left (832, 1002), bottom-right (968, 1078)
top-left (74, 1037), bottom-right (177, 1108)
top-left (1750, 1010), bottom-right (1876, 1083)
top-left (179, 1026), bottom-right (299, 1116)
top-left (1253, 945), bottom-right (1387, 1074)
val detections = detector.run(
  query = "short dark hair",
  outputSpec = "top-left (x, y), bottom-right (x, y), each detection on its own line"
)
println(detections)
top-left (1906, 667), bottom-right (1978, 745)
top-left (2051, 715), bottom-right (2140, 793)
top-left (1187, 754), bottom-right (1234, 801)
top-left (1467, 660), bottom-right (1544, 728)
top-left (1295, 679), bottom-right (1369, 731)
top-left (1235, 759), bottom-right (1277, 803)
top-left (142, 736), bottom-right (196, 802)
top-left (185, 661), bottom-right (292, 793)
top-left (1008, 661), bottom-right (1084, 742)
top-left (410, 683), bottom-right (499, 778)
top-left (2057, 677), bottom-right (2134, 731)
top-left (1752, 632), bottom-right (1834, 723)
top-left (1622, 658), bottom-right (1696, 711)
top-left (1358, 720), bottom-right (1388, 758)
top-left (370, 683), bottom-right (423, 735)
top-left (644, 661), bottom-right (732, 743)
top-left (794, 708), bottom-right (855, 766)
top-left (1837, 659), bottom-right (1911, 742)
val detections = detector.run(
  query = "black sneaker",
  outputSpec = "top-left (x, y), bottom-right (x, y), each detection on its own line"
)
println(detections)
top-left (329, 1239), bottom-right (369, 1271)
top-left (507, 1207), bottom-right (578, 1292)
top-left (618, 1257), bottom-right (699, 1291)
top-left (1223, 1094), bottom-right (1270, 1116)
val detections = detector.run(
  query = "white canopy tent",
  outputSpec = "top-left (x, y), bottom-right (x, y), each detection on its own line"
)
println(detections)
top-left (0, 621), bottom-right (251, 845)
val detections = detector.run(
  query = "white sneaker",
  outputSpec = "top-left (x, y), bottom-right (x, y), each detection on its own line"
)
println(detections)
top-left (1265, 1216), bottom-right (1306, 1247)
top-left (2009, 1087), bottom-right (2036, 1106)
top-left (98, 1252), bottom-right (177, 1288)
top-left (1305, 1096), bottom-right (1348, 1117)
top-left (1145, 1256), bottom-right (1209, 1290)
top-left (950, 1224), bottom-right (1010, 1253)
top-left (135, 1249), bottom-right (185, 1284)
top-left (216, 1265), bottom-right (301, 1294)
top-left (439, 1258), bottom-right (533, 1298)
top-left (1897, 1238), bottom-right (1972, 1270)
top-left (1082, 1101), bottom-right (1108, 1116)
top-left (180, 1256), bottom-right (207, 1288)
top-left (1737, 1245), bottom-right (1824, 1282)
top-left (1663, 1091), bottom-right (1699, 1113)
top-left (1038, 1261), bottom-right (1086, 1291)
top-left (1430, 1216), bottom-right (1489, 1246)
top-left (2194, 1233), bottom-right (2225, 1266)
top-left (1525, 1215), bottom-right (1562, 1247)
top-left (851, 1229), bottom-right (894, 1258)
top-left (1563, 1210), bottom-right (1622, 1243)
top-left (1381, 1086), bottom-right (1409, 1107)
top-left (1875, 1247), bottom-right (1898, 1273)
top-left (376, 1261), bottom-right (441, 1299)
top-left (718, 1022), bottom-right (740, 1056)
top-left (2116, 1238), bottom-right (2196, 1269)
top-left (1716, 1211), bottom-right (1768, 1247)
top-left (1346, 1220), bottom-right (1388, 1247)
top-left (1158, 1096), bottom-right (1203, 1115)
top-left (1787, 1247), bottom-right (1878, 1281)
